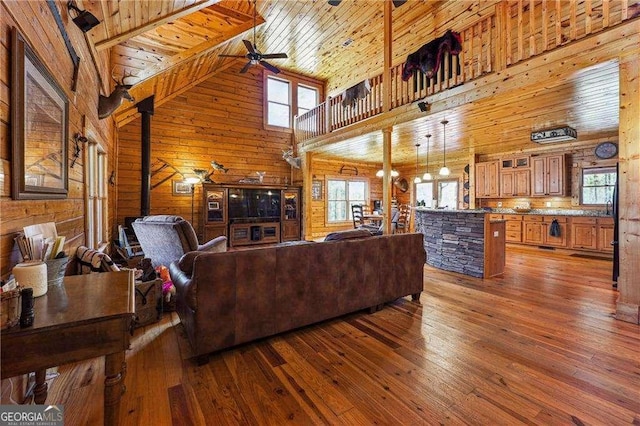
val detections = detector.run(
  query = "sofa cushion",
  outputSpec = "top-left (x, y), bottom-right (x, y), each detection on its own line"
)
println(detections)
top-left (324, 229), bottom-right (373, 241)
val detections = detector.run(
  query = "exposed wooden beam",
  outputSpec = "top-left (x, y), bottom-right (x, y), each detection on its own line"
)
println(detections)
top-left (130, 16), bottom-right (264, 85)
top-left (94, 0), bottom-right (222, 52)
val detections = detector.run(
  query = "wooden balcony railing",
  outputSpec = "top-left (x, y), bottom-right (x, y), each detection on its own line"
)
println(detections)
top-left (294, 0), bottom-right (633, 144)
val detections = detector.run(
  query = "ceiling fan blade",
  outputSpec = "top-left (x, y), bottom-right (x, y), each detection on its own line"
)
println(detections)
top-left (328, 0), bottom-right (342, 5)
top-left (261, 53), bottom-right (288, 59)
top-left (243, 39), bottom-right (256, 54)
top-left (392, 0), bottom-right (408, 7)
top-left (219, 54), bottom-right (247, 58)
top-left (259, 60), bottom-right (281, 74)
top-left (239, 61), bottom-right (253, 74)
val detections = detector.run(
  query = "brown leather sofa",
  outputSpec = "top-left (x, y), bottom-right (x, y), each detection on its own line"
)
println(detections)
top-left (170, 232), bottom-right (425, 363)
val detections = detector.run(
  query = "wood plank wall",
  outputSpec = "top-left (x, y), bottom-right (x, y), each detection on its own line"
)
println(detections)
top-left (116, 62), bottom-right (313, 236)
top-left (0, 1), bottom-right (115, 279)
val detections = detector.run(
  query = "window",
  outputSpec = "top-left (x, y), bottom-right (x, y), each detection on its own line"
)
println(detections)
top-left (266, 77), bottom-right (290, 128)
top-left (298, 85), bottom-right (318, 116)
top-left (438, 180), bottom-right (458, 209)
top-left (264, 74), bottom-right (322, 131)
top-left (416, 179), bottom-right (458, 209)
top-left (85, 141), bottom-right (108, 249)
top-left (416, 182), bottom-right (434, 207)
top-left (327, 178), bottom-right (368, 222)
top-left (582, 166), bottom-right (616, 205)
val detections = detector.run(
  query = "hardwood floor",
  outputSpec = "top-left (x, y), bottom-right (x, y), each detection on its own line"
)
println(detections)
top-left (45, 246), bottom-right (639, 425)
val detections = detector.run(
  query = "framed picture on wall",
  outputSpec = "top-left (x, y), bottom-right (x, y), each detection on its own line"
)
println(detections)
top-left (312, 180), bottom-right (323, 201)
top-left (11, 27), bottom-right (69, 200)
top-left (173, 180), bottom-right (193, 196)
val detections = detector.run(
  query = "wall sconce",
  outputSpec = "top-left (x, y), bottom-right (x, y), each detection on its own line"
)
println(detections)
top-left (70, 133), bottom-right (87, 168)
top-left (67, 1), bottom-right (101, 33)
top-left (417, 101), bottom-right (429, 112)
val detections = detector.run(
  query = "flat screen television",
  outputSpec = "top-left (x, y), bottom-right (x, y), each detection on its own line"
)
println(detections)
top-left (228, 188), bottom-right (281, 222)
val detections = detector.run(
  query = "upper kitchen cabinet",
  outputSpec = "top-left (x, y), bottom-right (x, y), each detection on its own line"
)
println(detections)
top-left (532, 154), bottom-right (567, 196)
top-left (475, 161), bottom-right (500, 198)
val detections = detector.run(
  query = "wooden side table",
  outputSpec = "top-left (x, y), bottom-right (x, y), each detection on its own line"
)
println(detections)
top-left (1, 271), bottom-right (135, 426)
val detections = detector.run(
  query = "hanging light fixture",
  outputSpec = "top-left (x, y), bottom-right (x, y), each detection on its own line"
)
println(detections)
top-left (376, 169), bottom-right (399, 177)
top-left (439, 119), bottom-right (450, 176)
top-left (423, 133), bottom-right (432, 180)
top-left (413, 143), bottom-right (422, 184)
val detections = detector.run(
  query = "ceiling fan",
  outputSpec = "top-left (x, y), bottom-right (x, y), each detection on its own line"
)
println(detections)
top-left (328, 0), bottom-right (407, 7)
top-left (219, 0), bottom-right (288, 74)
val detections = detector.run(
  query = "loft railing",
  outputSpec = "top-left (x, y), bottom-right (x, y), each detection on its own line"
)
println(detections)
top-left (294, 0), bottom-right (633, 144)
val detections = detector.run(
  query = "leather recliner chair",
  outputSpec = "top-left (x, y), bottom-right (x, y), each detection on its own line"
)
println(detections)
top-left (131, 215), bottom-right (226, 268)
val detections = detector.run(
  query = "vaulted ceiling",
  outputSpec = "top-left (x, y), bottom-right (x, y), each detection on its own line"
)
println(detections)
top-left (80, 0), bottom-right (621, 165)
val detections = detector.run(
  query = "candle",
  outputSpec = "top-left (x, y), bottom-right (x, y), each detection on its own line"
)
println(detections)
top-left (13, 261), bottom-right (48, 297)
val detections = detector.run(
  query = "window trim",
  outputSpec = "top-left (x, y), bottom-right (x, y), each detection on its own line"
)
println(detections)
top-left (580, 165), bottom-right (617, 206)
top-left (263, 71), bottom-right (323, 133)
top-left (325, 176), bottom-right (370, 224)
top-left (85, 140), bottom-right (108, 249)
top-left (415, 177), bottom-right (459, 209)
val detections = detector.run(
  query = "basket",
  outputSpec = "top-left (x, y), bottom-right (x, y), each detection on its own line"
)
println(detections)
top-left (1, 287), bottom-right (22, 330)
top-left (45, 257), bottom-right (69, 287)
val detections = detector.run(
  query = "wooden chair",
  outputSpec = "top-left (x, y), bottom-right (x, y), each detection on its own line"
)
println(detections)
top-left (395, 204), bottom-right (411, 233)
top-left (351, 205), bottom-right (382, 234)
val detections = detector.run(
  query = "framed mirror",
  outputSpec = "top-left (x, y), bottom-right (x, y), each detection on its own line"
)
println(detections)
top-left (11, 27), bottom-right (68, 200)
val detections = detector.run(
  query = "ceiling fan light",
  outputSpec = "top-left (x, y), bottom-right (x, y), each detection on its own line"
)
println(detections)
top-left (414, 176), bottom-right (422, 184)
top-left (439, 166), bottom-right (450, 176)
top-left (422, 172), bottom-right (432, 180)
top-left (391, 170), bottom-right (399, 178)
top-left (376, 169), bottom-right (384, 177)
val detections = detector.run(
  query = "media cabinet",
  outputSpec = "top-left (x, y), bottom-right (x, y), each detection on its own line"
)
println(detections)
top-left (200, 183), bottom-right (301, 247)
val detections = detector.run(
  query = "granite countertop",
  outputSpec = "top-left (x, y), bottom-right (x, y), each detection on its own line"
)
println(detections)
top-left (413, 207), bottom-right (612, 217)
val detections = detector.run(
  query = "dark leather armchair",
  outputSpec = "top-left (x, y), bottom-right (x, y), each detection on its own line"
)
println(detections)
top-left (132, 215), bottom-right (227, 267)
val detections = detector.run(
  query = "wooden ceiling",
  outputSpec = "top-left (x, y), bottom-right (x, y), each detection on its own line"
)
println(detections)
top-left (79, 0), bottom-right (620, 165)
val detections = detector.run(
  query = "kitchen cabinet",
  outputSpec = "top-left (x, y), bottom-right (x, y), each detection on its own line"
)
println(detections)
top-left (475, 161), bottom-right (500, 198)
top-left (523, 215), bottom-right (568, 247)
top-left (542, 216), bottom-right (568, 247)
top-left (501, 156), bottom-right (530, 169)
top-left (501, 169), bottom-right (531, 197)
top-left (532, 154), bottom-right (566, 196)
top-left (597, 217), bottom-right (614, 253)
top-left (523, 216), bottom-right (543, 245)
top-left (571, 217), bottom-right (597, 250)
top-left (504, 214), bottom-right (523, 242)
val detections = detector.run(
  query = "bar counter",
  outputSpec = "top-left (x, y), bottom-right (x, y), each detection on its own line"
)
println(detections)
top-left (414, 208), bottom-right (505, 278)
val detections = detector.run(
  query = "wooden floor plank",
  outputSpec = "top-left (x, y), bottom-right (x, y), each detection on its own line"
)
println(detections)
top-left (39, 246), bottom-right (639, 424)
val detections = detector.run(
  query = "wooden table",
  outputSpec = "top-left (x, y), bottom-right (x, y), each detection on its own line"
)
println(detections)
top-left (362, 213), bottom-right (384, 225)
top-left (1, 271), bottom-right (135, 426)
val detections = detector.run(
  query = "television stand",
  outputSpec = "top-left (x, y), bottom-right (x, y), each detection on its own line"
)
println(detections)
top-left (229, 222), bottom-right (281, 247)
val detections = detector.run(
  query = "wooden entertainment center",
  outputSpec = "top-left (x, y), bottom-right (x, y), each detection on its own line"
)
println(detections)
top-left (200, 183), bottom-right (301, 247)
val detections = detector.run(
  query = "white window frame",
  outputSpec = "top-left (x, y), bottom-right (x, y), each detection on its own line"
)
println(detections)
top-left (415, 178), bottom-right (459, 209)
top-left (85, 141), bottom-right (108, 249)
top-left (263, 72), bottom-right (323, 133)
top-left (326, 177), bottom-right (369, 223)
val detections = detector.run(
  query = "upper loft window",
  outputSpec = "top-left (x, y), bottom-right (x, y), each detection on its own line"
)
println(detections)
top-left (581, 166), bottom-right (616, 205)
top-left (264, 73), bottom-right (322, 132)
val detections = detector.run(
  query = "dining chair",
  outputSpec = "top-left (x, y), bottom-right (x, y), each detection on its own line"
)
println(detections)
top-left (351, 205), bottom-right (383, 234)
top-left (395, 204), bottom-right (411, 233)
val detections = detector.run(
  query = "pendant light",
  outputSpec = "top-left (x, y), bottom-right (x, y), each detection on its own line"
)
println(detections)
top-left (413, 143), bottom-right (422, 183)
top-left (439, 119), bottom-right (450, 176)
top-left (422, 133), bottom-right (432, 180)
